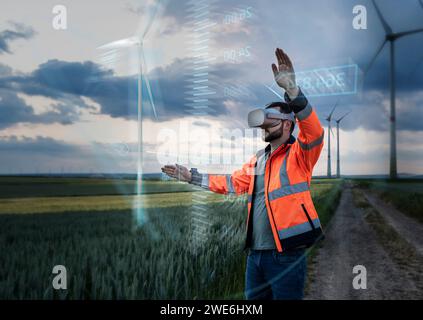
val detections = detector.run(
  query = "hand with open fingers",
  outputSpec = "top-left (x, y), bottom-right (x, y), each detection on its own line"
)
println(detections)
top-left (271, 48), bottom-right (299, 98)
top-left (161, 164), bottom-right (192, 182)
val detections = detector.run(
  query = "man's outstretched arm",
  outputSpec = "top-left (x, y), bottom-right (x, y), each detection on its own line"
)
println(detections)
top-left (161, 161), bottom-right (254, 196)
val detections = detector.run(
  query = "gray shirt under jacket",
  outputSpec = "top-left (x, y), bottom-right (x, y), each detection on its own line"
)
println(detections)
top-left (250, 149), bottom-right (276, 250)
top-left (189, 148), bottom-right (277, 250)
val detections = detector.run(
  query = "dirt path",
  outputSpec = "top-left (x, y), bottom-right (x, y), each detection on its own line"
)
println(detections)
top-left (306, 181), bottom-right (422, 299)
top-left (364, 192), bottom-right (423, 256)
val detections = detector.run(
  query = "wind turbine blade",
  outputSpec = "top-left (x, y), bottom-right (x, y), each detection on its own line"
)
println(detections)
top-left (141, 49), bottom-right (158, 120)
top-left (330, 127), bottom-right (335, 138)
top-left (364, 40), bottom-right (387, 75)
top-left (141, 0), bottom-right (162, 39)
top-left (336, 111), bottom-right (351, 123)
top-left (328, 100), bottom-right (339, 119)
top-left (143, 74), bottom-right (158, 120)
top-left (97, 37), bottom-right (138, 50)
top-left (394, 27), bottom-right (423, 39)
top-left (371, 0), bottom-right (393, 34)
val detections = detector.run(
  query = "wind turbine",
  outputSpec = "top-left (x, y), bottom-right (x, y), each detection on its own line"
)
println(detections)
top-left (97, 2), bottom-right (162, 226)
top-left (335, 111), bottom-right (351, 178)
top-left (365, 0), bottom-right (423, 179)
top-left (325, 101), bottom-right (338, 178)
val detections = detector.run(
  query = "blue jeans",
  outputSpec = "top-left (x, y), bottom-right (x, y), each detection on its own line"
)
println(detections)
top-left (245, 248), bottom-right (307, 300)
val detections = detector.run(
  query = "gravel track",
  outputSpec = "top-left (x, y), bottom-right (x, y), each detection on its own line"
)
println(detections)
top-left (306, 182), bottom-right (423, 299)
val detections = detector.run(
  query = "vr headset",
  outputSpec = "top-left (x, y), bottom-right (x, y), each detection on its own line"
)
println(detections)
top-left (248, 102), bottom-right (296, 129)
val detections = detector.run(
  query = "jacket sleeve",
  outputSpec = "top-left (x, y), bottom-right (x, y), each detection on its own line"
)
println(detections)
top-left (285, 87), bottom-right (325, 174)
top-left (189, 157), bottom-right (255, 195)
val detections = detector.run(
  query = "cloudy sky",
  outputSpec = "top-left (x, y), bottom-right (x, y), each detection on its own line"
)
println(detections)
top-left (0, 0), bottom-right (422, 176)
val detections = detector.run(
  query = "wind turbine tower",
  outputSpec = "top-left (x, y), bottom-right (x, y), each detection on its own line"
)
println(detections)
top-left (335, 111), bottom-right (351, 178)
top-left (326, 102), bottom-right (338, 178)
top-left (97, 2), bottom-right (163, 226)
top-left (365, 0), bottom-right (423, 179)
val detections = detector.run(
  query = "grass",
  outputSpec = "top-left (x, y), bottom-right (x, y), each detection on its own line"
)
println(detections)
top-left (0, 177), bottom-right (342, 299)
top-left (354, 179), bottom-right (423, 223)
top-left (0, 204), bottom-right (247, 299)
top-left (311, 179), bottom-right (344, 226)
top-left (0, 177), bottom-right (196, 198)
top-left (0, 178), bottom-right (338, 216)
top-left (0, 192), bottom-right (228, 215)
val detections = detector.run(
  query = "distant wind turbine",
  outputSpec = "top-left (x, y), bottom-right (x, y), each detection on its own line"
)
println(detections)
top-left (335, 111), bottom-right (351, 178)
top-left (325, 101), bottom-right (338, 178)
top-left (364, 0), bottom-right (423, 179)
top-left (97, 2), bottom-right (162, 226)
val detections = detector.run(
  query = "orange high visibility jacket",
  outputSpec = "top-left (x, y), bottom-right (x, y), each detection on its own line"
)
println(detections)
top-left (190, 91), bottom-right (325, 252)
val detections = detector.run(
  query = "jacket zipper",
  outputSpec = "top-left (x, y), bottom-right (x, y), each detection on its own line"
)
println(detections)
top-left (244, 163), bottom-right (256, 251)
top-left (301, 203), bottom-right (316, 231)
top-left (265, 147), bottom-right (285, 251)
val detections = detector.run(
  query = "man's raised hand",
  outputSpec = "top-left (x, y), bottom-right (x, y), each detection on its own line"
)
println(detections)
top-left (161, 164), bottom-right (192, 182)
top-left (271, 48), bottom-right (299, 98)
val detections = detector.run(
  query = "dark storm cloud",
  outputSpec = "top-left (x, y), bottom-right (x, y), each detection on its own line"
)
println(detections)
top-left (32, 60), bottom-right (113, 96)
top-left (0, 60), bottom-right (134, 126)
top-left (0, 89), bottom-right (35, 128)
top-left (360, 43), bottom-right (423, 92)
top-left (0, 57), bottom-right (254, 127)
top-left (0, 22), bottom-right (35, 54)
top-left (0, 89), bottom-right (82, 129)
top-left (147, 58), bottom-right (251, 119)
top-left (1, 0), bottom-right (422, 132)
top-left (146, 0), bottom-right (423, 133)
top-left (0, 60), bottom-right (113, 99)
top-left (1, 53), bottom-right (422, 133)
top-left (0, 63), bottom-right (12, 76)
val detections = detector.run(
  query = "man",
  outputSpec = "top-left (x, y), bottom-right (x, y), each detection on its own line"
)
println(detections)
top-left (161, 48), bottom-right (324, 300)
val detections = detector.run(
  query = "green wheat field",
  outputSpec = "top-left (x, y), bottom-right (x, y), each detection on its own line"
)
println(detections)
top-left (0, 176), bottom-right (342, 299)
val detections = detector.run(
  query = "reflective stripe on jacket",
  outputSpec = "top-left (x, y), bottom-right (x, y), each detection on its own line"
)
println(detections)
top-left (192, 101), bottom-right (324, 252)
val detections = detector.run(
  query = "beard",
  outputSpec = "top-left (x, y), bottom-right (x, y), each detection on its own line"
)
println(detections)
top-left (263, 126), bottom-right (283, 142)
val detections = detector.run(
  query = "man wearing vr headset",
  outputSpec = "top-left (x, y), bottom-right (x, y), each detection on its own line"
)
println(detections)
top-left (162, 48), bottom-right (324, 300)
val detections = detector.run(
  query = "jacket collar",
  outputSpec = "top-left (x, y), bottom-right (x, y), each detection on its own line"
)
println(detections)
top-left (265, 134), bottom-right (296, 155)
